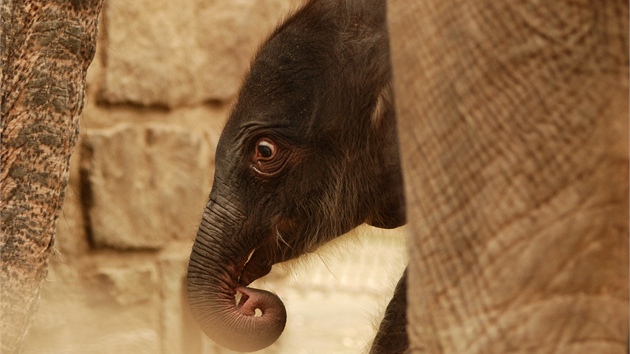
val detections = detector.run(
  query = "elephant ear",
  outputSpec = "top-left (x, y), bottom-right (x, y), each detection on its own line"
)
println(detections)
top-left (366, 84), bottom-right (407, 229)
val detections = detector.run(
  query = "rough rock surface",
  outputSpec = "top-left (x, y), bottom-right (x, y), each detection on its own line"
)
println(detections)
top-left (81, 124), bottom-right (211, 249)
top-left (98, 0), bottom-right (301, 107)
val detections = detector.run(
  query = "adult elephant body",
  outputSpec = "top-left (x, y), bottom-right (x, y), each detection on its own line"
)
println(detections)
top-left (388, 1), bottom-right (628, 352)
top-left (186, 0), bottom-right (629, 352)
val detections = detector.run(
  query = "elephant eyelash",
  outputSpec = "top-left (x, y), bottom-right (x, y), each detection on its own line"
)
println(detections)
top-left (251, 162), bottom-right (285, 177)
top-left (250, 150), bottom-right (292, 177)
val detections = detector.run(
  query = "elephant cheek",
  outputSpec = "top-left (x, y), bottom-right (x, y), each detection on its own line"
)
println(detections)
top-left (185, 204), bottom-right (287, 352)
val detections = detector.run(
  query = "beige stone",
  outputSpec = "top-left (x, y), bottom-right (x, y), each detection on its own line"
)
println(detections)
top-left (93, 263), bottom-right (158, 306)
top-left (82, 123), bottom-right (211, 250)
top-left (98, 0), bottom-right (302, 107)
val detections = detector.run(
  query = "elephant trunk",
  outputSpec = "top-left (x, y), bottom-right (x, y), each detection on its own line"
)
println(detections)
top-left (186, 201), bottom-right (287, 352)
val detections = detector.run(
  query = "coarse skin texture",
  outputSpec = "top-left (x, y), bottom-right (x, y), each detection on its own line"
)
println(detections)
top-left (1, 1), bottom-right (105, 352)
top-left (387, 0), bottom-right (629, 353)
top-left (186, 0), bottom-right (407, 352)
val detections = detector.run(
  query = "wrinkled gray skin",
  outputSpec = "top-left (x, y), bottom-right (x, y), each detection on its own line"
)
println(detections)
top-left (186, 0), bottom-right (407, 352)
top-left (388, 0), bottom-right (628, 353)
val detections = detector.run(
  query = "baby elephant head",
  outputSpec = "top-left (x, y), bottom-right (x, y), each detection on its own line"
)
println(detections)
top-left (186, 0), bottom-right (405, 351)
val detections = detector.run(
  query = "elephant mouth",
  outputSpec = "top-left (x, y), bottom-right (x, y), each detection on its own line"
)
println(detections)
top-left (239, 245), bottom-right (276, 286)
top-left (238, 220), bottom-right (300, 286)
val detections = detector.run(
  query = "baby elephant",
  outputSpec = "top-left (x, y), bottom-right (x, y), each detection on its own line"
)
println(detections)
top-left (186, 0), bottom-right (407, 352)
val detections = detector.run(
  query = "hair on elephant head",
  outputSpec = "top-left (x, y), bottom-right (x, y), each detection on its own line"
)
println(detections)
top-left (186, 0), bottom-right (405, 351)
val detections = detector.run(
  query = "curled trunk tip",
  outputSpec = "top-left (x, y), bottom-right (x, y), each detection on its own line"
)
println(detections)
top-left (186, 262), bottom-right (287, 352)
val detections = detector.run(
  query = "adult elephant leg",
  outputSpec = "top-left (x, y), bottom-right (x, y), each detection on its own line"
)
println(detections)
top-left (370, 269), bottom-right (408, 354)
top-left (387, 1), bottom-right (628, 353)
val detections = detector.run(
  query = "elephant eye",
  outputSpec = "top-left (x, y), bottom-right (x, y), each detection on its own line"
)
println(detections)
top-left (252, 137), bottom-right (288, 177)
top-left (256, 139), bottom-right (276, 160)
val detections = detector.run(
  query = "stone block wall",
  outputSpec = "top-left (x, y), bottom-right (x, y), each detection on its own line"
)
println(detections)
top-left (22, 1), bottom-right (407, 353)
